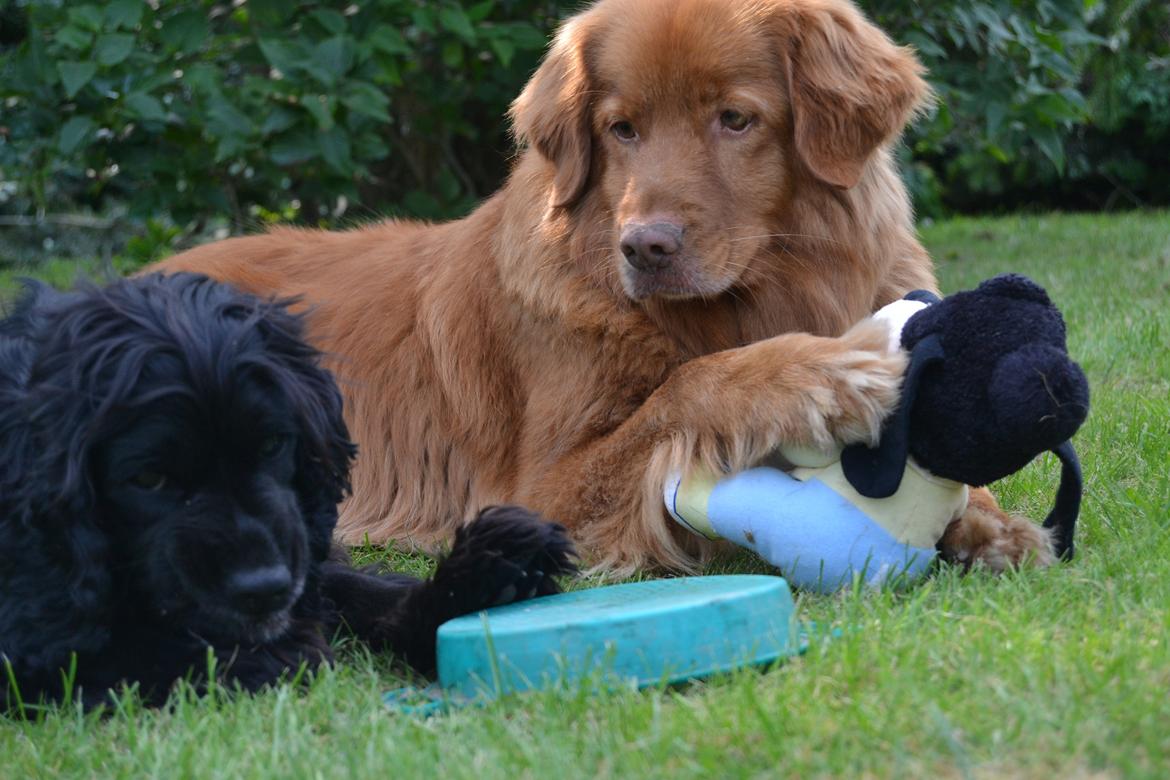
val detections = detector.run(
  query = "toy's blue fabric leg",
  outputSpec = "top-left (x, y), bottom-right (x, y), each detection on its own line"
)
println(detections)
top-left (668, 467), bottom-right (936, 592)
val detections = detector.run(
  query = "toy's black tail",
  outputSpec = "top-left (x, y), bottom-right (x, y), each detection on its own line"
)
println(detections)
top-left (1043, 440), bottom-right (1082, 560)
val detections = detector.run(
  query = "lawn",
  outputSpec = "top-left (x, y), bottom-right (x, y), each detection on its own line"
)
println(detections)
top-left (2, 211), bottom-right (1168, 778)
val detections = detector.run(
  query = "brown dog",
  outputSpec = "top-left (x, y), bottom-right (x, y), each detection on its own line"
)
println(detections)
top-left (158, 0), bottom-right (1054, 573)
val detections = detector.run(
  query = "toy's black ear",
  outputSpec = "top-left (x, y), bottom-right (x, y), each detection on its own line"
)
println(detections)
top-left (841, 334), bottom-right (946, 497)
top-left (1044, 440), bottom-right (1082, 561)
top-left (904, 289), bottom-right (942, 305)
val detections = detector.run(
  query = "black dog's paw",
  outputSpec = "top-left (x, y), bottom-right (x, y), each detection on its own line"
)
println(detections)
top-left (215, 624), bottom-right (332, 693)
top-left (431, 505), bottom-right (578, 617)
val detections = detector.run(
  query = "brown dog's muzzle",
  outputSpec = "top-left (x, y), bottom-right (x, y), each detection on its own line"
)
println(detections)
top-left (619, 220), bottom-right (684, 273)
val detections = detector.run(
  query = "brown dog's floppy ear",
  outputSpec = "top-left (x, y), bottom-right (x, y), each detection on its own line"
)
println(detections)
top-left (509, 16), bottom-right (596, 208)
top-left (778, 0), bottom-right (931, 189)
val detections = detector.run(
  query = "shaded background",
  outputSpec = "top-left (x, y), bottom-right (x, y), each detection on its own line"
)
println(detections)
top-left (0, 0), bottom-right (1167, 267)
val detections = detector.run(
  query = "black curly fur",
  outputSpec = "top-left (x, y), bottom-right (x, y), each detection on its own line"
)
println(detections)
top-left (0, 274), bottom-right (577, 710)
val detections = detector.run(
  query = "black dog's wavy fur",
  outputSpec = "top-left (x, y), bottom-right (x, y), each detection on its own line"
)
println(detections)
top-left (0, 273), bottom-right (576, 709)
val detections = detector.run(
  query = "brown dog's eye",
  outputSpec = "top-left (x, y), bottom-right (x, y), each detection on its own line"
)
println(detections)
top-left (610, 120), bottom-right (638, 141)
top-left (719, 110), bottom-right (752, 133)
top-left (130, 471), bottom-right (168, 491)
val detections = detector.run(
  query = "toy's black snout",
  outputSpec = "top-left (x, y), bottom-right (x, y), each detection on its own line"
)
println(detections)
top-left (989, 343), bottom-right (1090, 452)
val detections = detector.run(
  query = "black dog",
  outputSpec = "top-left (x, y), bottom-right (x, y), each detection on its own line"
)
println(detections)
top-left (0, 273), bottom-right (576, 709)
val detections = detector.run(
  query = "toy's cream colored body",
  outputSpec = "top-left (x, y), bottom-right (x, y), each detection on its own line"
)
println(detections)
top-left (670, 445), bottom-right (968, 550)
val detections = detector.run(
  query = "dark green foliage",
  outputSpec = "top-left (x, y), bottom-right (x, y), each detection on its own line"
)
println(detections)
top-left (0, 0), bottom-right (562, 234)
top-left (0, 0), bottom-right (1166, 250)
top-left (871, 0), bottom-right (1170, 215)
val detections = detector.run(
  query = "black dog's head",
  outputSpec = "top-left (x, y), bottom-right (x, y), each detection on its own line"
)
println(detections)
top-left (0, 273), bottom-right (354, 657)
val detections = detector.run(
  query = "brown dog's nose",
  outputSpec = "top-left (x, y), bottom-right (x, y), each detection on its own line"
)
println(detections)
top-left (620, 222), bottom-right (683, 272)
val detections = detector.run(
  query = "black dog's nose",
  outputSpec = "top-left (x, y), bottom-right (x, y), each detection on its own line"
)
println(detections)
top-left (620, 222), bottom-right (683, 272)
top-left (227, 565), bottom-right (293, 616)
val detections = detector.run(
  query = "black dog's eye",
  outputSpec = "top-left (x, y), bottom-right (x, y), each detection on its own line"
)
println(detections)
top-left (130, 471), bottom-right (168, 491)
top-left (610, 120), bottom-right (638, 142)
top-left (719, 109), bottom-right (753, 133)
top-left (258, 435), bottom-right (290, 458)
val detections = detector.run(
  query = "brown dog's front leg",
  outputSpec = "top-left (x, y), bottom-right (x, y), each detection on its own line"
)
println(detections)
top-left (524, 319), bottom-right (906, 574)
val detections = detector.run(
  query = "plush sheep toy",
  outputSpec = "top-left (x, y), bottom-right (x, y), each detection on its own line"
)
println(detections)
top-left (665, 274), bottom-right (1090, 591)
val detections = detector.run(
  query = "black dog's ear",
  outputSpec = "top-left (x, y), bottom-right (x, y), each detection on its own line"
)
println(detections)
top-left (250, 302), bottom-right (356, 561)
top-left (1, 306), bottom-right (114, 692)
top-left (841, 334), bottom-right (945, 497)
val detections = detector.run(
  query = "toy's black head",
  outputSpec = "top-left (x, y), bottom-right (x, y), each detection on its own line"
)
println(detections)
top-left (842, 274), bottom-right (1089, 558)
top-left (901, 274), bottom-right (1089, 485)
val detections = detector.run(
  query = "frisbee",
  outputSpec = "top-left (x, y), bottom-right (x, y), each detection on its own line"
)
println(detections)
top-left (434, 574), bottom-right (799, 699)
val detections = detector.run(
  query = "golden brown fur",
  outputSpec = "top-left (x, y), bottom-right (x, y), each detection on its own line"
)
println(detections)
top-left (158, 0), bottom-right (1054, 574)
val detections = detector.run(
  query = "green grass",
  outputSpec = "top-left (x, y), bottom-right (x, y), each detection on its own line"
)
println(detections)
top-left (0, 255), bottom-right (141, 298)
top-left (3, 211), bottom-right (1169, 778)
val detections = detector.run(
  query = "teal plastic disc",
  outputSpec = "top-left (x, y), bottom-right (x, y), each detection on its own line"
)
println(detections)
top-left (434, 574), bottom-right (798, 700)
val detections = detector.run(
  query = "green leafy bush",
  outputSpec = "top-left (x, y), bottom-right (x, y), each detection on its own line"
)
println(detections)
top-left (872, 0), bottom-right (1097, 213)
top-left (0, 0), bottom-right (1166, 248)
top-left (0, 0), bottom-right (561, 231)
top-left (869, 0), bottom-right (1169, 215)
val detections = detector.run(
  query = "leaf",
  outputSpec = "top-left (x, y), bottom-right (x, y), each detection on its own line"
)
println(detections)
top-left (183, 63), bottom-right (219, 96)
top-left (95, 33), bottom-right (135, 66)
top-left (312, 36), bottom-right (356, 85)
top-left (439, 5), bottom-right (476, 44)
top-left (467, 0), bottom-right (495, 23)
top-left (67, 5), bottom-right (104, 32)
top-left (106, 0), bottom-right (145, 30)
top-left (206, 97), bottom-right (256, 138)
top-left (497, 22), bottom-right (549, 50)
top-left (56, 26), bottom-right (94, 51)
top-left (159, 10), bottom-right (209, 54)
top-left (368, 25), bottom-right (411, 56)
top-left (341, 82), bottom-right (391, 122)
top-left (986, 143), bottom-right (1011, 164)
top-left (310, 9), bottom-right (347, 35)
top-left (248, 0), bottom-right (295, 26)
top-left (270, 131), bottom-right (319, 165)
top-left (972, 5), bottom-right (1011, 44)
top-left (985, 101), bottom-right (1007, 138)
top-left (318, 127), bottom-right (352, 174)
top-left (58, 61), bottom-right (97, 99)
top-left (903, 30), bottom-right (946, 60)
top-left (57, 116), bottom-right (95, 154)
top-left (214, 134), bottom-right (249, 164)
top-left (261, 107), bottom-right (299, 136)
top-left (125, 92), bottom-right (167, 122)
top-left (488, 35), bottom-right (515, 68)
top-left (1033, 126), bottom-right (1065, 174)
top-left (411, 7), bottom-right (437, 35)
top-left (441, 40), bottom-right (463, 68)
top-left (302, 94), bottom-right (337, 130)
top-left (257, 38), bottom-right (305, 75)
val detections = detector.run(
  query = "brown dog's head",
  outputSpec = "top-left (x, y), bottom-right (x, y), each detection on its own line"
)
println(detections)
top-left (510, 0), bottom-right (930, 302)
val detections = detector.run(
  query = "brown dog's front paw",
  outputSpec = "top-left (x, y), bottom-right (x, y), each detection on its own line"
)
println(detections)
top-left (938, 487), bottom-right (1057, 571)
top-left (811, 318), bottom-right (907, 448)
